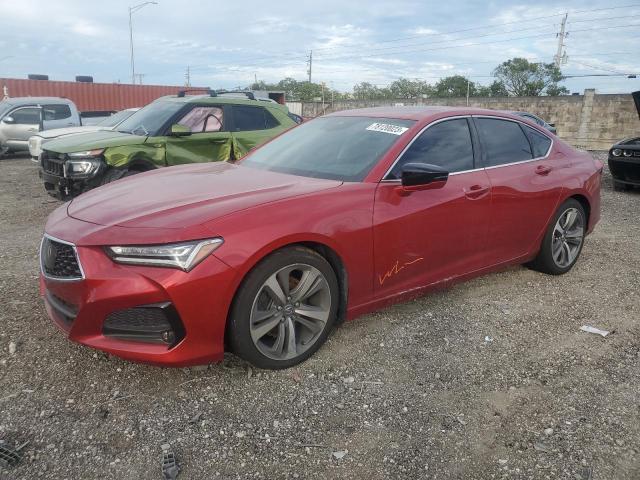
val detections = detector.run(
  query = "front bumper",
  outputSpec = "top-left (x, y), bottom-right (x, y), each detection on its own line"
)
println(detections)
top-left (40, 154), bottom-right (104, 200)
top-left (608, 155), bottom-right (640, 186)
top-left (40, 230), bottom-right (238, 367)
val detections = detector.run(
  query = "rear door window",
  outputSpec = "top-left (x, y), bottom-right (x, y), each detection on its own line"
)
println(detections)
top-left (43, 104), bottom-right (72, 120)
top-left (475, 118), bottom-right (533, 167)
top-left (233, 106), bottom-right (271, 131)
top-left (523, 125), bottom-right (552, 158)
top-left (387, 118), bottom-right (474, 179)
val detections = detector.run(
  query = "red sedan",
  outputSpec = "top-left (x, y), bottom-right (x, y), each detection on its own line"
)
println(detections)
top-left (40, 107), bottom-right (602, 369)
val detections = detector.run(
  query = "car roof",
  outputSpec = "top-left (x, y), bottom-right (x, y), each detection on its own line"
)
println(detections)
top-left (1, 97), bottom-right (75, 105)
top-left (157, 94), bottom-right (288, 110)
top-left (327, 106), bottom-right (526, 121)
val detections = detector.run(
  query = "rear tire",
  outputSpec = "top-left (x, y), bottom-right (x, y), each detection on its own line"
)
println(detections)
top-left (227, 247), bottom-right (339, 369)
top-left (527, 199), bottom-right (586, 275)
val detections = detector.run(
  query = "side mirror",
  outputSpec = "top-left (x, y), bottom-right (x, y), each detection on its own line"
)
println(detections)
top-left (170, 124), bottom-right (192, 137)
top-left (400, 163), bottom-right (449, 191)
top-left (2, 116), bottom-right (15, 124)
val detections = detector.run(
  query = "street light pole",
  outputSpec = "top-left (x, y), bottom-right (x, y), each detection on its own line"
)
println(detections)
top-left (129, 2), bottom-right (157, 85)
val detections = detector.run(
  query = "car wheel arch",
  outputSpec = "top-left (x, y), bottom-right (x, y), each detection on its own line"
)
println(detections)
top-left (127, 157), bottom-right (157, 172)
top-left (569, 194), bottom-right (591, 230)
top-left (222, 240), bottom-right (349, 348)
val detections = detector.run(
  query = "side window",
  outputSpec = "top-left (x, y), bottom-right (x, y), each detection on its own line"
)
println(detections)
top-left (264, 109), bottom-right (280, 129)
top-left (523, 125), bottom-right (552, 158)
top-left (43, 104), bottom-right (71, 121)
top-left (475, 118), bottom-right (532, 167)
top-left (177, 106), bottom-right (223, 133)
top-left (234, 106), bottom-right (268, 131)
top-left (387, 118), bottom-right (474, 179)
top-left (9, 107), bottom-right (41, 124)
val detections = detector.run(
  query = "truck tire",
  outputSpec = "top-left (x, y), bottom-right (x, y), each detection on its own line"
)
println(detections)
top-left (99, 168), bottom-right (141, 186)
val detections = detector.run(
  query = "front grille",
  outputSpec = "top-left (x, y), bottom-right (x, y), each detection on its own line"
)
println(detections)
top-left (42, 151), bottom-right (66, 177)
top-left (40, 236), bottom-right (83, 280)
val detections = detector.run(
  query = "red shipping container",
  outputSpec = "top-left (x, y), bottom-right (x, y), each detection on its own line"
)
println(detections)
top-left (1, 78), bottom-right (207, 112)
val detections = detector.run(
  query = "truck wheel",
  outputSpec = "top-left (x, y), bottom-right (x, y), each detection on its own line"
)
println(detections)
top-left (99, 168), bottom-right (139, 185)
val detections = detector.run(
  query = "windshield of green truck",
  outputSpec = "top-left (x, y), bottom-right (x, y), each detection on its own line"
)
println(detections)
top-left (116, 101), bottom-right (184, 136)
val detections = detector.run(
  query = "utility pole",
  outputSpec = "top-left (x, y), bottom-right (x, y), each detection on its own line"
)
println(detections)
top-left (307, 50), bottom-right (313, 83)
top-left (466, 79), bottom-right (470, 106)
top-left (185, 66), bottom-right (191, 87)
top-left (135, 73), bottom-right (145, 85)
top-left (554, 13), bottom-right (568, 68)
top-left (129, 2), bottom-right (158, 84)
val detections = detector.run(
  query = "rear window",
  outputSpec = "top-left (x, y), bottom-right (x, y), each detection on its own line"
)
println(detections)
top-left (475, 118), bottom-right (532, 167)
top-left (523, 125), bottom-right (552, 158)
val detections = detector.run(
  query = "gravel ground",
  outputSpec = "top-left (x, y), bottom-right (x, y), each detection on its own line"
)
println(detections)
top-left (0, 152), bottom-right (638, 480)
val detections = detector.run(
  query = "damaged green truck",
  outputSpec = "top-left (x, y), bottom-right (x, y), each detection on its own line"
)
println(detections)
top-left (39, 91), bottom-right (298, 199)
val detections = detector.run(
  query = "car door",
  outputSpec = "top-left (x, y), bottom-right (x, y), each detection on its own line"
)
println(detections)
top-left (165, 104), bottom-right (232, 165)
top-left (230, 105), bottom-right (283, 158)
top-left (1, 106), bottom-right (42, 148)
top-left (373, 117), bottom-right (492, 297)
top-left (473, 116), bottom-right (563, 264)
top-left (42, 104), bottom-right (74, 130)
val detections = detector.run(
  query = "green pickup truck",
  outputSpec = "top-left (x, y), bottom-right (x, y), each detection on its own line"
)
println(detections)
top-left (39, 91), bottom-right (298, 199)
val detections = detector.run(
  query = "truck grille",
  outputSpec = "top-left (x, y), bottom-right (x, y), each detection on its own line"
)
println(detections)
top-left (42, 151), bottom-right (66, 177)
top-left (40, 236), bottom-right (83, 280)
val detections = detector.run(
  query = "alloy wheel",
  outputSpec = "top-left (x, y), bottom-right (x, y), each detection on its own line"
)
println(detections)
top-left (249, 263), bottom-right (332, 361)
top-left (551, 207), bottom-right (585, 268)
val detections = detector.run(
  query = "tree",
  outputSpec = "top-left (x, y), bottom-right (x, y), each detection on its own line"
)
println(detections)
top-left (493, 58), bottom-right (566, 96)
top-left (476, 80), bottom-right (508, 97)
top-left (433, 75), bottom-right (475, 98)
top-left (388, 78), bottom-right (432, 98)
top-left (546, 84), bottom-right (570, 96)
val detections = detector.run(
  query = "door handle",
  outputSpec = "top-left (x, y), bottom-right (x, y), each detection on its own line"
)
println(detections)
top-left (463, 184), bottom-right (490, 200)
top-left (535, 165), bottom-right (552, 176)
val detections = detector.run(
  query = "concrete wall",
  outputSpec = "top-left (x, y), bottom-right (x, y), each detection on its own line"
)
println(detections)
top-left (298, 89), bottom-right (640, 150)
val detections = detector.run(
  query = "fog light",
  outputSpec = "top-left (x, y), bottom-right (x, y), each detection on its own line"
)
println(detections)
top-left (161, 330), bottom-right (175, 344)
top-left (103, 302), bottom-right (185, 347)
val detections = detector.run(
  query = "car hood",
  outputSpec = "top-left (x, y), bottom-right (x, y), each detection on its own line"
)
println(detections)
top-left (67, 162), bottom-right (343, 230)
top-left (43, 130), bottom-right (147, 153)
top-left (38, 125), bottom-right (108, 139)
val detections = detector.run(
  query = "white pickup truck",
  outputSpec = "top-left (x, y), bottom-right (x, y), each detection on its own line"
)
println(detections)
top-left (28, 108), bottom-right (139, 162)
top-left (0, 97), bottom-right (82, 156)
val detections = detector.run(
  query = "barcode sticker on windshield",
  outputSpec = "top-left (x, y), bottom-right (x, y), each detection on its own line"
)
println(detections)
top-left (366, 123), bottom-right (409, 135)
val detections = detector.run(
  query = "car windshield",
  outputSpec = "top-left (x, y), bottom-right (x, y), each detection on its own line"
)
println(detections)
top-left (241, 116), bottom-right (415, 181)
top-left (116, 101), bottom-right (184, 136)
top-left (96, 109), bottom-right (137, 128)
top-left (0, 101), bottom-right (14, 119)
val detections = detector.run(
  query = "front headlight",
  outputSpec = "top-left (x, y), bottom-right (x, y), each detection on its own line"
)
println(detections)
top-left (623, 150), bottom-right (633, 157)
top-left (67, 148), bottom-right (105, 158)
top-left (611, 148), bottom-right (622, 157)
top-left (64, 158), bottom-right (103, 178)
top-left (106, 238), bottom-right (224, 271)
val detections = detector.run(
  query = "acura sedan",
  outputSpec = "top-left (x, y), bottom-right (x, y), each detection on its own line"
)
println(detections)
top-left (40, 107), bottom-right (602, 369)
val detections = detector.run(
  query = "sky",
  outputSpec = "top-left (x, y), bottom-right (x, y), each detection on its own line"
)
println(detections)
top-left (1, 0), bottom-right (639, 94)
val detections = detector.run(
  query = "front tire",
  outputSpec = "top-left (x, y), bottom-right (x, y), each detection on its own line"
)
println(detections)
top-left (528, 199), bottom-right (586, 275)
top-left (613, 180), bottom-right (630, 192)
top-left (99, 167), bottom-right (140, 186)
top-left (227, 247), bottom-right (339, 369)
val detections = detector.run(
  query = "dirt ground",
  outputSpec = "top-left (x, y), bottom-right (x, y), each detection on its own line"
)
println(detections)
top-left (0, 152), bottom-right (638, 480)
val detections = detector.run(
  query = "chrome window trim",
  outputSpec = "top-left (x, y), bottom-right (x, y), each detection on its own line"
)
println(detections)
top-left (40, 234), bottom-right (85, 282)
top-left (380, 114), bottom-right (554, 181)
